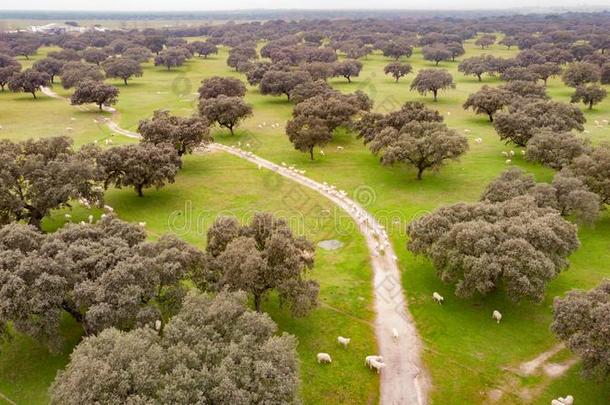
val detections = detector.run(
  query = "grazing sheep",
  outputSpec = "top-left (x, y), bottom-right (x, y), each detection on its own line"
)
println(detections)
top-left (317, 353), bottom-right (332, 364)
top-left (139, 222), bottom-right (146, 227)
top-left (337, 146), bottom-right (344, 150)
top-left (501, 151), bottom-right (509, 157)
top-left (370, 359), bottom-right (386, 373)
top-left (365, 355), bottom-right (383, 367)
top-left (320, 150), bottom-right (325, 156)
top-left (505, 159), bottom-right (512, 165)
top-left (474, 137), bottom-right (482, 143)
top-left (103, 205), bottom-right (114, 212)
top-left (64, 213), bottom-right (72, 220)
top-left (521, 149), bottom-right (526, 155)
top-left (492, 310), bottom-right (502, 324)
top-left (464, 129), bottom-right (471, 133)
top-left (432, 292), bottom-right (444, 304)
top-left (554, 395), bottom-right (574, 405)
top-left (337, 336), bottom-right (351, 348)
top-left (552, 400), bottom-right (563, 405)
top-left (88, 215), bottom-right (94, 224)
top-left (154, 320), bottom-right (162, 331)
top-left (509, 150), bottom-right (515, 156)
top-left (392, 328), bottom-right (399, 340)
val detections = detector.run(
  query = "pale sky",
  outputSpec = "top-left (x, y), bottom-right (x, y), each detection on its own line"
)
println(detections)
top-left (1, 1), bottom-right (608, 12)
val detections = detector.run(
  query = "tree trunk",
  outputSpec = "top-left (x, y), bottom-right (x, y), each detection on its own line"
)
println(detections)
top-left (433, 90), bottom-right (438, 102)
top-left (346, 76), bottom-right (351, 83)
top-left (136, 184), bottom-right (144, 197)
top-left (31, 91), bottom-right (37, 99)
top-left (416, 167), bottom-right (424, 180)
top-left (395, 77), bottom-right (399, 83)
top-left (228, 125), bottom-right (234, 135)
top-left (27, 210), bottom-right (43, 229)
top-left (98, 103), bottom-right (103, 111)
top-left (254, 294), bottom-right (262, 312)
top-left (488, 113), bottom-right (494, 122)
top-left (477, 74), bottom-right (482, 81)
top-left (309, 146), bottom-right (314, 160)
top-left (589, 101), bottom-right (594, 110)
top-left (124, 78), bottom-right (128, 85)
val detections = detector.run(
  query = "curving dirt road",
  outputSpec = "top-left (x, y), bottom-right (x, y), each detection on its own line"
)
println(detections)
top-left (207, 144), bottom-right (431, 405)
top-left (40, 85), bottom-right (430, 404)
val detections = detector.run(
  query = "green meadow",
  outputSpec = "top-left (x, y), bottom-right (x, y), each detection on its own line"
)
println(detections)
top-left (0, 34), bottom-right (609, 404)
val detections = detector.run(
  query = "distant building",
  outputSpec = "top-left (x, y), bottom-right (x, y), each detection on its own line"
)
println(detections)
top-left (28, 23), bottom-right (108, 34)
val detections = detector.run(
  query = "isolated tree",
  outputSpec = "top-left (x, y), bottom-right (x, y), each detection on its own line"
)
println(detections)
top-left (446, 42), bottom-right (466, 61)
top-left (569, 145), bottom-right (610, 204)
top-left (530, 62), bottom-right (562, 85)
top-left (102, 57), bottom-right (143, 85)
top-left (303, 61), bottom-right (336, 81)
top-left (562, 62), bottom-right (601, 87)
top-left (292, 91), bottom-right (371, 131)
top-left (198, 95), bottom-right (253, 135)
top-left (138, 110), bottom-right (211, 156)
top-left (49, 291), bottom-right (300, 404)
top-left (198, 76), bottom-right (246, 99)
top-left (202, 213), bottom-right (318, 316)
top-left (356, 101), bottom-right (443, 144)
top-left (98, 143), bottom-right (180, 197)
top-left (8, 68), bottom-right (50, 99)
top-left (0, 216), bottom-right (203, 351)
top-left (154, 48), bottom-right (187, 70)
top-left (410, 68), bottom-right (455, 101)
top-left (571, 84), bottom-right (608, 110)
top-left (526, 130), bottom-right (591, 169)
top-left (368, 121), bottom-right (468, 180)
top-left (501, 67), bottom-right (539, 82)
top-left (81, 47), bottom-right (109, 65)
top-left (552, 281), bottom-right (610, 380)
top-left (71, 80), bottom-right (119, 111)
top-left (407, 195), bottom-right (579, 302)
top-left (475, 34), bottom-right (496, 49)
top-left (499, 36), bottom-right (518, 49)
top-left (384, 61), bottom-right (412, 82)
top-left (189, 40), bottom-right (218, 58)
top-left (493, 100), bottom-right (585, 146)
top-left (286, 114), bottom-right (332, 160)
top-left (59, 61), bottom-right (104, 89)
top-left (122, 46), bottom-right (152, 63)
top-left (259, 70), bottom-right (312, 100)
top-left (0, 53), bottom-right (20, 90)
top-left (463, 85), bottom-right (511, 122)
top-left (47, 48), bottom-right (81, 62)
top-left (0, 137), bottom-right (102, 228)
top-left (32, 57), bottom-right (62, 84)
top-left (333, 59), bottom-right (362, 83)
top-left (382, 40), bottom-right (413, 60)
top-left (500, 80), bottom-right (548, 100)
top-left (422, 44), bottom-right (452, 66)
top-left (144, 35), bottom-right (166, 55)
top-left (458, 55), bottom-right (490, 81)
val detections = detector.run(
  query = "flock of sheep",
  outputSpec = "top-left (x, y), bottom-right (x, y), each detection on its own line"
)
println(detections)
top-left (316, 292), bottom-right (503, 375)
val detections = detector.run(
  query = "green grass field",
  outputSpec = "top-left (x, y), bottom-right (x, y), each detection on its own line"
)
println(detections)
top-left (0, 34), bottom-right (609, 404)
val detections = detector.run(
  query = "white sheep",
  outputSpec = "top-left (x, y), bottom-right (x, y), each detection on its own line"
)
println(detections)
top-left (320, 150), bottom-right (325, 156)
top-left (103, 205), bottom-right (114, 213)
top-left (501, 151), bottom-right (509, 157)
top-left (317, 353), bottom-right (332, 364)
top-left (88, 215), bottom-right (94, 224)
top-left (505, 159), bottom-right (512, 165)
top-left (492, 310), bottom-right (502, 324)
top-left (365, 355), bottom-right (383, 367)
top-left (139, 222), bottom-right (146, 227)
top-left (154, 319), bottom-right (162, 331)
top-left (370, 359), bottom-right (386, 373)
top-left (521, 149), bottom-right (526, 155)
top-left (392, 328), bottom-right (399, 340)
top-left (337, 146), bottom-right (344, 150)
top-left (553, 395), bottom-right (574, 405)
top-left (433, 292), bottom-right (444, 304)
top-left (509, 150), bottom-right (515, 156)
top-left (64, 213), bottom-right (72, 220)
top-left (474, 137), bottom-right (482, 144)
top-left (337, 336), bottom-right (351, 348)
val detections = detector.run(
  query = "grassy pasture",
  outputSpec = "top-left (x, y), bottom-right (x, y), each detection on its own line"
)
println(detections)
top-left (0, 34), bottom-right (609, 404)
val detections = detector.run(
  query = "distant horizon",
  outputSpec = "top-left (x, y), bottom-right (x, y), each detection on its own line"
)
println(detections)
top-left (1, 2), bottom-right (609, 13)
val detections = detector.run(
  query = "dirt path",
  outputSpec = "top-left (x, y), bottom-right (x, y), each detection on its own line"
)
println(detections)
top-left (41, 85), bottom-right (431, 404)
top-left (206, 143), bottom-right (430, 405)
top-left (519, 344), bottom-right (565, 376)
top-left (0, 391), bottom-right (17, 405)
